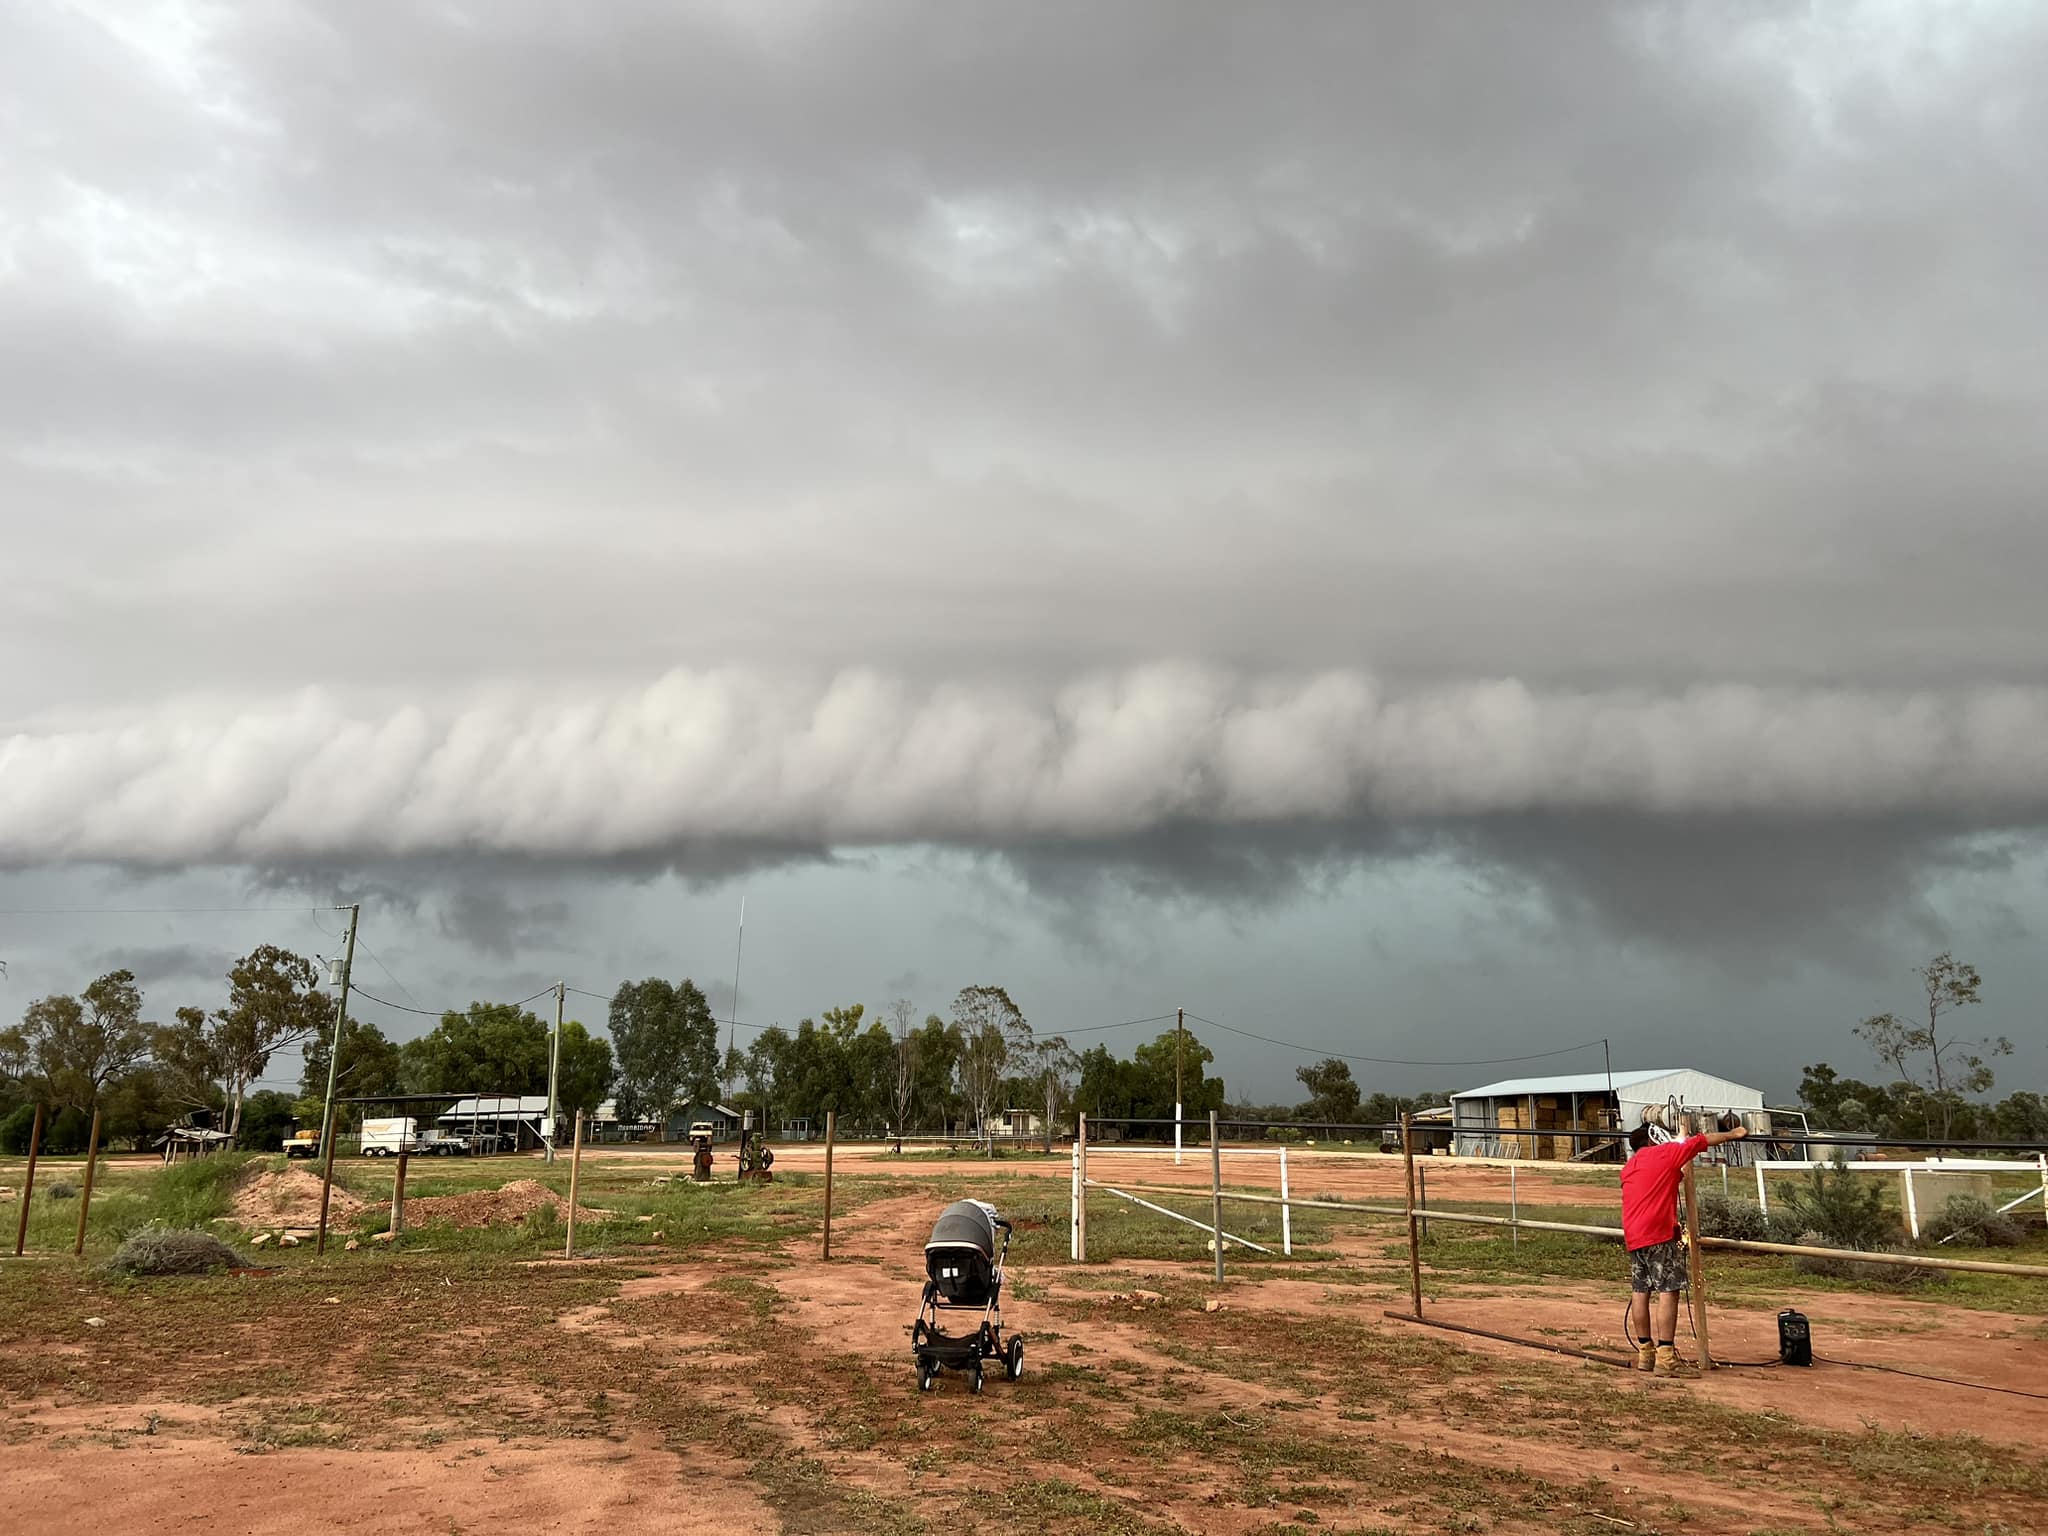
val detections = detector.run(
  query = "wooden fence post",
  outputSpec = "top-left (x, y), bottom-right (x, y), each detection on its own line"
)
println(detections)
top-left (1075, 1112), bottom-right (1088, 1263)
top-left (13, 1104), bottom-right (45, 1256)
top-left (391, 1149), bottom-right (409, 1237)
top-left (1509, 1160), bottom-right (1519, 1251)
top-left (822, 1110), bottom-right (837, 1259)
top-left (72, 1109), bottom-right (102, 1257)
top-left (1682, 1166), bottom-right (1714, 1370)
top-left (315, 1104), bottom-right (341, 1255)
top-left (1278, 1145), bottom-right (1292, 1257)
top-left (1402, 1112), bottom-right (1422, 1318)
top-left (563, 1110), bottom-right (584, 1259)
top-left (1069, 1140), bottom-right (1080, 1260)
top-left (1209, 1110), bottom-right (1224, 1283)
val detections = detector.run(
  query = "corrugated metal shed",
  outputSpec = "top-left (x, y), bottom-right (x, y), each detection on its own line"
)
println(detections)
top-left (1451, 1067), bottom-right (1765, 1161)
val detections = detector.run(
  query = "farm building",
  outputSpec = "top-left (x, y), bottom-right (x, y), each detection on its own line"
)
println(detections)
top-left (1451, 1068), bottom-right (1766, 1162)
top-left (664, 1102), bottom-right (743, 1142)
top-left (588, 1099), bottom-right (660, 1142)
top-left (996, 1108), bottom-right (1044, 1140)
top-left (435, 1095), bottom-right (553, 1150)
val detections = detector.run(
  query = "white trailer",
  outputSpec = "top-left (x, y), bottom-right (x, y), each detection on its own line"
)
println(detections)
top-left (360, 1117), bottom-right (473, 1157)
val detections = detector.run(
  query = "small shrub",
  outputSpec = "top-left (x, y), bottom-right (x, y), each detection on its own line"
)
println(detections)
top-left (103, 1225), bottom-right (251, 1278)
top-left (1696, 1191), bottom-right (1805, 1244)
top-left (1919, 1194), bottom-right (2024, 1249)
top-left (1698, 1192), bottom-right (1767, 1241)
top-left (47, 1181), bottom-right (79, 1201)
top-left (524, 1202), bottom-right (560, 1235)
top-left (1789, 1229), bottom-right (1939, 1288)
top-left (1779, 1159), bottom-right (1898, 1251)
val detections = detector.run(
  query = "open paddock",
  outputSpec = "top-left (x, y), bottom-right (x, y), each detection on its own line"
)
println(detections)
top-left (3, 1145), bottom-right (2045, 1535)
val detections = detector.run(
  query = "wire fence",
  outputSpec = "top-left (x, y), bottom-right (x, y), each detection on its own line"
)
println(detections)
top-left (1068, 1110), bottom-right (2048, 1366)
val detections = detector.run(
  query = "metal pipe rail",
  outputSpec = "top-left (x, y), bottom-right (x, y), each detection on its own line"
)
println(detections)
top-left (1089, 1113), bottom-right (2048, 1155)
top-left (1090, 1179), bottom-right (2048, 1280)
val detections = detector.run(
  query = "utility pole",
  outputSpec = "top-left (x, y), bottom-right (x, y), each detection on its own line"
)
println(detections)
top-left (546, 981), bottom-right (565, 1163)
top-left (724, 896), bottom-right (746, 1097)
top-left (1175, 1006), bottom-right (1185, 1167)
top-left (315, 902), bottom-right (359, 1256)
top-left (1603, 1037), bottom-right (1616, 1146)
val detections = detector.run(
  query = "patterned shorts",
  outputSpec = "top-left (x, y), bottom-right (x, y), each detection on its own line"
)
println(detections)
top-left (1629, 1236), bottom-right (1687, 1294)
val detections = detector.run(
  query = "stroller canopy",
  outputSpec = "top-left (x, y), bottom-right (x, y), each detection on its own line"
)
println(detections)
top-left (925, 1199), bottom-right (1001, 1260)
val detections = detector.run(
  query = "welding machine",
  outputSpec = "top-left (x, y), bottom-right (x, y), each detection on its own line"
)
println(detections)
top-left (1777, 1308), bottom-right (1812, 1366)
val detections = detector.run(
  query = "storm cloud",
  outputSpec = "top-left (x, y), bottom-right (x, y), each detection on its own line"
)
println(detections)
top-left (5, 670), bottom-right (2048, 866)
top-left (4, 4), bottom-right (2047, 1091)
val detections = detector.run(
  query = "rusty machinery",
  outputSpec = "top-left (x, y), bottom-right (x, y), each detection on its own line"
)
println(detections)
top-left (735, 1110), bottom-right (775, 1183)
top-left (687, 1121), bottom-right (716, 1183)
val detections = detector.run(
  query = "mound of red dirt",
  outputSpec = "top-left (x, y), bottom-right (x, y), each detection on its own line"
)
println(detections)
top-left (401, 1179), bottom-right (603, 1230)
top-left (232, 1165), bottom-right (366, 1230)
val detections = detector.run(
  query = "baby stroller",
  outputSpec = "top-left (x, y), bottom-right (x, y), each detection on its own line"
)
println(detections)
top-left (911, 1199), bottom-right (1023, 1393)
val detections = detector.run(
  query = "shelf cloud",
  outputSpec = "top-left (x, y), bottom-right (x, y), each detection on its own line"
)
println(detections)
top-left (6, 668), bottom-right (2045, 868)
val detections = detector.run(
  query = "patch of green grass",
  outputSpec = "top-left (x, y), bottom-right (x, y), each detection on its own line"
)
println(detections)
top-left (1, 1151), bottom-right (264, 1257)
top-left (981, 1477), bottom-right (1185, 1534)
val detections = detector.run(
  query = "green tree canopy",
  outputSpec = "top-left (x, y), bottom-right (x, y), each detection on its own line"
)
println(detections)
top-left (9, 970), bottom-right (154, 1111)
top-left (1852, 952), bottom-right (2011, 1141)
top-left (300, 1015), bottom-right (404, 1104)
top-left (608, 978), bottom-right (717, 1123)
top-left (952, 984), bottom-right (1030, 1150)
top-left (400, 1002), bottom-right (551, 1095)
top-left (555, 1019), bottom-right (616, 1117)
top-left (213, 946), bottom-right (331, 1138)
top-left (1295, 1058), bottom-right (1362, 1124)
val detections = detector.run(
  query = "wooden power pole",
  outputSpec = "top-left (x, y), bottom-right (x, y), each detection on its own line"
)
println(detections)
top-left (315, 903), bottom-right (360, 1256)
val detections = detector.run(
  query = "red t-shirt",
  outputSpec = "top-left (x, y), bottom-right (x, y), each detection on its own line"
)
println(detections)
top-left (1620, 1134), bottom-right (1707, 1250)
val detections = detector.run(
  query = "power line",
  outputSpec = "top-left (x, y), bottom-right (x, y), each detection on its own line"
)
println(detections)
top-left (1184, 1012), bottom-right (1608, 1070)
top-left (352, 984), bottom-right (556, 1019)
top-left (0, 903), bottom-right (345, 916)
top-left (353, 937), bottom-right (425, 1012)
top-left (1813, 1354), bottom-right (2048, 1403)
top-left (1057, 1012), bottom-right (1179, 1037)
top-left (351, 987), bottom-right (443, 1018)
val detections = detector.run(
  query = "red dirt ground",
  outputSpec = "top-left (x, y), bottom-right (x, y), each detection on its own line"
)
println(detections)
top-left (6, 1149), bottom-right (2043, 1533)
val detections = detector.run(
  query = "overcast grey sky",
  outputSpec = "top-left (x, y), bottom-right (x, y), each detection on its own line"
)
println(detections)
top-left (3, 2), bottom-right (2044, 1103)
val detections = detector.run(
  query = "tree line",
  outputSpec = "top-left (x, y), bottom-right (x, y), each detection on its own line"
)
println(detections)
top-left (15, 941), bottom-right (2031, 1158)
top-left (1, 958), bottom-right (1182, 1155)
top-left (0, 947), bottom-right (620, 1155)
top-left (722, 985), bottom-right (1076, 1149)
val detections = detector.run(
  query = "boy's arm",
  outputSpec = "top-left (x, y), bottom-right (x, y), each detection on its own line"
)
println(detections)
top-left (1701, 1126), bottom-right (1748, 1149)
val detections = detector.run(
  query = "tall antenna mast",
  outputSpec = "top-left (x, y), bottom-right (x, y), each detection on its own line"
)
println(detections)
top-left (725, 896), bottom-right (746, 1092)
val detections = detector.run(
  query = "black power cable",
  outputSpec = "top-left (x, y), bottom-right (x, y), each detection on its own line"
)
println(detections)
top-left (1617, 1299), bottom-right (2044, 1391)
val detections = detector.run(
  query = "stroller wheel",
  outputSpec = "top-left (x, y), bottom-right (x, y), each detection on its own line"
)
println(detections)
top-left (1005, 1338), bottom-right (1024, 1381)
top-left (917, 1363), bottom-right (936, 1392)
top-left (968, 1365), bottom-right (985, 1395)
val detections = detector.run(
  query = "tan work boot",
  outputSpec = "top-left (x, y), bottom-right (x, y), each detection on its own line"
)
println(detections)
top-left (1653, 1344), bottom-right (1689, 1377)
top-left (1635, 1342), bottom-right (1657, 1373)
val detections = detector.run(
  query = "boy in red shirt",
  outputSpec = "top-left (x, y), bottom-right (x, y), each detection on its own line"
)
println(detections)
top-left (1621, 1118), bottom-right (1748, 1374)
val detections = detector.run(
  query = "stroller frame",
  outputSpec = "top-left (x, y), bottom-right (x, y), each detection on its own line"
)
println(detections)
top-left (911, 1210), bottom-right (1022, 1393)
